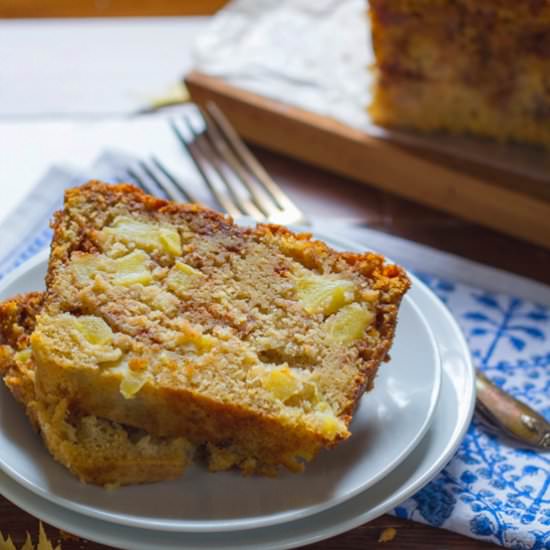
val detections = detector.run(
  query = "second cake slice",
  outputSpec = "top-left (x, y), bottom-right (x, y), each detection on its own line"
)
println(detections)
top-left (32, 182), bottom-right (409, 474)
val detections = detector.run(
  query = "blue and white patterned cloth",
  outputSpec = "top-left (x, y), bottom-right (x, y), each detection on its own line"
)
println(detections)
top-left (0, 166), bottom-right (548, 549)
top-left (398, 274), bottom-right (550, 549)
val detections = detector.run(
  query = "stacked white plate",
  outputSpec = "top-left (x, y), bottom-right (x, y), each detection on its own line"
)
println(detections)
top-left (0, 232), bottom-right (475, 550)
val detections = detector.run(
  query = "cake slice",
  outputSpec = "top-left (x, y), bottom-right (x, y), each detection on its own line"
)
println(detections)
top-left (368, 0), bottom-right (550, 148)
top-left (32, 181), bottom-right (410, 474)
top-left (0, 293), bottom-right (192, 486)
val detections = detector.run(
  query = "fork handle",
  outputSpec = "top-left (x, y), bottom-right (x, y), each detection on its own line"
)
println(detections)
top-left (475, 371), bottom-right (550, 450)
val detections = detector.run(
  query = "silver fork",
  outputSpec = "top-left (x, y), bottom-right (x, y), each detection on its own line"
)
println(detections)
top-left (126, 104), bottom-right (307, 226)
top-left (171, 102), bottom-right (309, 226)
top-left (123, 105), bottom-right (549, 451)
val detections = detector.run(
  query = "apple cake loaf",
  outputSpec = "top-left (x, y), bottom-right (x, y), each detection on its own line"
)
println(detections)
top-left (31, 181), bottom-right (409, 474)
top-left (0, 292), bottom-right (192, 486)
top-left (368, 0), bottom-right (550, 148)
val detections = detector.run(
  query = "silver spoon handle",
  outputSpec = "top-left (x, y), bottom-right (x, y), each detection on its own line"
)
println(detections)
top-left (476, 371), bottom-right (550, 451)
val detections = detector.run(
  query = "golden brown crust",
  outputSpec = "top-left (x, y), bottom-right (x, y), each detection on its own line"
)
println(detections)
top-left (0, 292), bottom-right (191, 486)
top-left (370, 0), bottom-right (550, 22)
top-left (33, 181), bottom-right (410, 475)
top-left (0, 292), bottom-right (44, 349)
top-left (0, 293), bottom-right (43, 411)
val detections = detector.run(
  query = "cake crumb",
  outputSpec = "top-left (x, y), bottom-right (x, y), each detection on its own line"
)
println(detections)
top-left (378, 527), bottom-right (397, 543)
top-left (5, 181), bottom-right (409, 484)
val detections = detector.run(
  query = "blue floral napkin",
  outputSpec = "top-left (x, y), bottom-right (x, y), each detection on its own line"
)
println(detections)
top-left (397, 274), bottom-right (550, 550)
top-left (0, 167), bottom-right (548, 550)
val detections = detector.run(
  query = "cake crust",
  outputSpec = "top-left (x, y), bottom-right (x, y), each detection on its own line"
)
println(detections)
top-left (0, 292), bottom-right (192, 486)
top-left (369, 0), bottom-right (550, 147)
top-left (32, 181), bottom-right (410, 474)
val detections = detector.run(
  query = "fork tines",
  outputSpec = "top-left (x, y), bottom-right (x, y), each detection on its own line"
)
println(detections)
top-left (126, 156), bottom-right (199, 205)
top-left (170, 103), bottom-right (308, 226)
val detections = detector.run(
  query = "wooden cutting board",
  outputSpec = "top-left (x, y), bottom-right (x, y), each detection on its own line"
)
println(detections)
top-left (185, 71), bottom-right (550, 249)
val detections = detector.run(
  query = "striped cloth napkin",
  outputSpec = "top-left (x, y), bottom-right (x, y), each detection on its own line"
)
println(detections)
top-left (0, 161), bottom-right (549, 550)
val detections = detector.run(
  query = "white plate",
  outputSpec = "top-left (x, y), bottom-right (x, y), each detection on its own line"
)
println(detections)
top-left (0, 244), bottom-right (440, 532)
top-left (0, 233), bottom-right (475, 549)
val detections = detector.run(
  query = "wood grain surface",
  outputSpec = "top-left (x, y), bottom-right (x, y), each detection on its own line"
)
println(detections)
top-left (2, 145), bottom-right (549, 550)
top-left (186, 71), bottom-right (550, 250)
top-left (0, 0), bottom-right (228, 18)
top-left (0, 502), bottom-right (500, 550)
